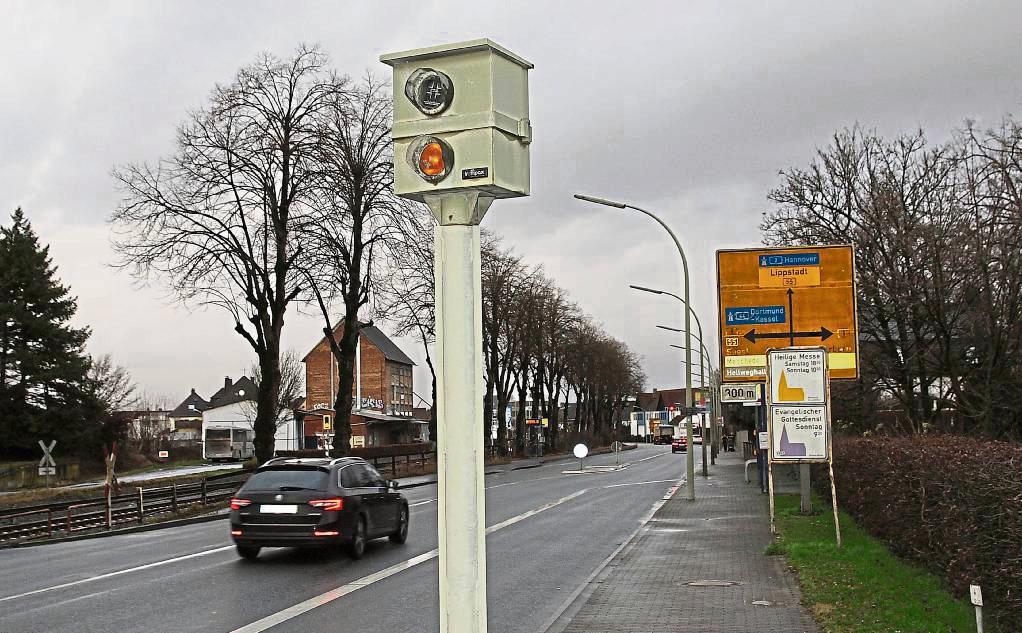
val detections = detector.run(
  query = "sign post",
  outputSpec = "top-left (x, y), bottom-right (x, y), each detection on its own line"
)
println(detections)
top-left (717, 245), bottom-right (855, 541)
top-left (765, 347), bottom-right (840, 545)
top-left (970, 584), bottom-right (984, 633)
top-left (38, 440), bottom-right (57, 486)
top-left (717, 245), bottom-right (858, 383)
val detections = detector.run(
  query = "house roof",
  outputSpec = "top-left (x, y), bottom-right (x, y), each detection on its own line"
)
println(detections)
top-left (169, 389), bottom-right (210, 418)
top-left (360, 325), bottom-right (416, 366)
top-left (302, 323), bottom-right (415, 367)
top-left (636, 392), bottom-right (659, 412)
top-left (208, 376), bottom-right (257, 408)
top-left (650, 387), bottom-right (709, 410)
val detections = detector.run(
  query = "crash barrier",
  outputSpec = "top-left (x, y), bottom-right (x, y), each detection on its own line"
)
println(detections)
top-left (0, 470), bottom-right (248, 543)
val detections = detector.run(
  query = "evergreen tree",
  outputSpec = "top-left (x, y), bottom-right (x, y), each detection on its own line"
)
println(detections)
top-left (0, 208), bottom-right (94, 457)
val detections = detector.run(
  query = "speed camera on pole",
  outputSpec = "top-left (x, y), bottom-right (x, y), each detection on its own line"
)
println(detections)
top-left (381, 39), bottom-right (532, 633)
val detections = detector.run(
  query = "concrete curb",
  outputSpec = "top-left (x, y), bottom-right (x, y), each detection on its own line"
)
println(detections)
top-left (0, 511), bottom-right (230, 550)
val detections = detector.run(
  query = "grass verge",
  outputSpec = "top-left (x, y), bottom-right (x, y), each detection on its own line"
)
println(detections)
top-left (772, 494), bottom-right (978, 633)
top-left (0, 468), bottom-right (243, 509)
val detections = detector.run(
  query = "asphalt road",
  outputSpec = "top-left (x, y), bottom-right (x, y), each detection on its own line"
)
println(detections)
top-left (0, 444), bottom-right (696, 633)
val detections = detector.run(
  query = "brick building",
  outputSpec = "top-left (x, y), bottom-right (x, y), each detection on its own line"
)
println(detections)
top-left (302, 324), bottom-right (426, 449)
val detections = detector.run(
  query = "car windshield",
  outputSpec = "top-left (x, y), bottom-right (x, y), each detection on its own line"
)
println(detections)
top-left (244, 469), bottom-right (329, 492)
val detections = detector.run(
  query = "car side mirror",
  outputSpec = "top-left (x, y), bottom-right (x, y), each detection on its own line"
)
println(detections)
top-left (388, 480), bottom-right (399, 490)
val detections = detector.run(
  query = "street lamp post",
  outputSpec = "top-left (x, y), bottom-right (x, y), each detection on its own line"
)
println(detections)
top-left (633, 285), bottom-right (709, 477)
top-left (660, 322), bottom-right (719, 466)
top-left (575, 193), bottom-right (695, 500)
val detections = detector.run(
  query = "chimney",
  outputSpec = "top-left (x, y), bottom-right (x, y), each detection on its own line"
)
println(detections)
top-left (224, 376), bottom-right (232, 389)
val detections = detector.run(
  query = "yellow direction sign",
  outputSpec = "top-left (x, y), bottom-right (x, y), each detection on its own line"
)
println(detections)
top-left (717, 245), bottom-right (858, 382)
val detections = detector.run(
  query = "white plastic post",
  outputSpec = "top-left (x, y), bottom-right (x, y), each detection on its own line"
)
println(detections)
top-left (433, 207), bottom-right (488, 633)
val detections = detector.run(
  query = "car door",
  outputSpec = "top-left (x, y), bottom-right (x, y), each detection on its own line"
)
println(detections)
top-left (361, 464), bottom-right (397, 533)
top-left (341, 464), bottom-right (378, 536)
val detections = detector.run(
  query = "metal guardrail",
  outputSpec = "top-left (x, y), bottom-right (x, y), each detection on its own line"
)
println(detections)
top-left (366, 451), bottom-right (435, 476)
top-left (0, 474), bottom-right (248, 544)
top-left (0, 454), bottom-right (434, 544)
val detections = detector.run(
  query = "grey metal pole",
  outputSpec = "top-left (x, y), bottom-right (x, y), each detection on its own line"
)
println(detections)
top-left (577, 195), bottom-right (697, 498)
top-left (622, 208), bottom-right (694, 499)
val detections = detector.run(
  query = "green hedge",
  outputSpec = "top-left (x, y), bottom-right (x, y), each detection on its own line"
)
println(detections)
top-left (831, 436), bottom-right (1022, 631)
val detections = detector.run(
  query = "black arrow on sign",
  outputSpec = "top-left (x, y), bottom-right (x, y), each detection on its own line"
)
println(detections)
top-left (744, 326), bottom-right (833, 343)
top-left (786, 288), bottom-right (795, 345)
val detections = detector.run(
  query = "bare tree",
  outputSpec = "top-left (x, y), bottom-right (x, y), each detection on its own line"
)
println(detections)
top-left (248, 348), bottom-right (304, 437)
top-left (763, 119), bottom-right (1022, 438)
top-left (380, 209), bottom-right (438, 441)
top-left (482, 236), bottom-right (530, 454)
top-left (302, 75), bottom-right (412, 455)
top-left (88, 354), bottom-right (137, 414)
top-left (111, 46), bottom-right (342, 462)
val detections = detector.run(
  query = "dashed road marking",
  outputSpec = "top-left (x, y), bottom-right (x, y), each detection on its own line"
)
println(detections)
top-left (227, 489), bottom-right (589, 633)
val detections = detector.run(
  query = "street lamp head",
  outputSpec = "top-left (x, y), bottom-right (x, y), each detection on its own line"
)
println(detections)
top-left (657, 324), bottom-right (683, 332)
top-left (629, 284), bottom-right (663, 295)
top-left (573, 193), bottom-right (627, 209)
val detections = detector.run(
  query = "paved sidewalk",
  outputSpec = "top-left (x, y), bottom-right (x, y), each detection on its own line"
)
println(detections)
top-left (552, 451), bottom-right (818, 633)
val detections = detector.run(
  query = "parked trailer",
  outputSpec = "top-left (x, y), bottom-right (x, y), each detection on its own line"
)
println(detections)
top-left (202, 426), bottom-right (254, 462)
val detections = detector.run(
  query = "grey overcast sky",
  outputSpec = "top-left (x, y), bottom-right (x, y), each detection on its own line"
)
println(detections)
top-left (3, 1), bottom-right (1021, 405)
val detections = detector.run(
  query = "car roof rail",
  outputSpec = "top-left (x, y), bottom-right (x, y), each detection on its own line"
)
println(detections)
top-left (328, 456), bottom-right (363, 466)
top-left (262, 457), bottom-right (291, 466)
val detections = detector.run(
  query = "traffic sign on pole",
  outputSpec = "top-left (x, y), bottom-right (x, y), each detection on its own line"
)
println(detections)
top-left (38, 440), bottom-right (57, 483)
top-left (720, 382), bottom-right (761, 403)
top-left (766, 347), bottom-right (829, 462)
top-left (716, 245), bottom-right (858, 382)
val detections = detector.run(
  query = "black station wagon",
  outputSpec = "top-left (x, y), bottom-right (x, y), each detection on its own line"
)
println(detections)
top-left (229, 457), bottom-right (409, 560)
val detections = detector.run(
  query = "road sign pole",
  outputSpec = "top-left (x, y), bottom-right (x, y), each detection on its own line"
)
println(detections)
top-left (757, 399), bottom-right (768, 493)
top-left (826, 377), bottom-right (841, 547)
top-left (799, 463), bottom-right (812, 513)
top-left (431, 195), bottom-right (490, 633)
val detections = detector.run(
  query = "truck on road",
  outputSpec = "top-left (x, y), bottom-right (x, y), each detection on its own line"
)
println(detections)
top-left (654, 424), bottom-right (676, 445)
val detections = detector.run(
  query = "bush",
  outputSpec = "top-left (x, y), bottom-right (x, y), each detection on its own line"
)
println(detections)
top-left (831, 436), bottom-right (1022, 631)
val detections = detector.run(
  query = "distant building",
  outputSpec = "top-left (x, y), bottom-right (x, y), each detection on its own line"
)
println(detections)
top-left (200, 376), bottom-right (301, 460)
top-left (628, 387), bottom-right (710, 439)
top-left (302, 324), bottom-right (427, 449)
top-left (168, 389), bottom-right (209, 442)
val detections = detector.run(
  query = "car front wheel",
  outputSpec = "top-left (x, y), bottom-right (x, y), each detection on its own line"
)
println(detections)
top-left (390, 506), bottom-right (409, 545)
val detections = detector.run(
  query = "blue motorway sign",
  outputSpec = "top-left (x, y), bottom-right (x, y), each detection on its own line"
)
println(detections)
top-left (725, 305), bottom-right (786, 325)
top-left (758, 252), bottom-right (820, 267)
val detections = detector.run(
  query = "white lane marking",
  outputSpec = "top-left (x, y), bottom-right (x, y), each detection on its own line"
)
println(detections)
top-left (602, 479), bottom-right (678, 489)
top-left (630, 451), bottom-right (668, 465)
top-left (409, 499), bottom-right (435, 507)
top-left (228, 489), bottom-right (589, 633)
top-left (0, 545), bottom-right (234, 603)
